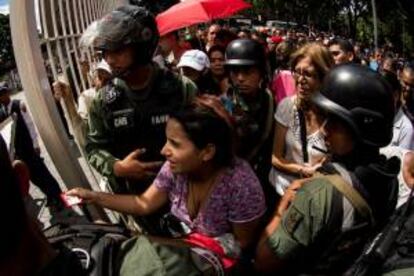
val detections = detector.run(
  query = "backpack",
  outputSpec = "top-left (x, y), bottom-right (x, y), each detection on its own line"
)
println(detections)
top-left (117, 235), bottom-right (226, 276)
top-left (43, 223), bottom-right (130, 276)
top-left (345, 190), bottom-right (414, 276)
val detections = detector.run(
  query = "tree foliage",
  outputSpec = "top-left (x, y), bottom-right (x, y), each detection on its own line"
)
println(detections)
top-left (248, 0), bottom-right (414, 55)
top-left (0, 14), bottom-right (15, 74)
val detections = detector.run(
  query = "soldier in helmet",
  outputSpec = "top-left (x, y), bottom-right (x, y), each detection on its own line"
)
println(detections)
top-left (255, 64), bottom-right (400, 274)
top-left (83, 5), bottom-right (197, 232)
top-left (224, 38), bottom-right (276, 214)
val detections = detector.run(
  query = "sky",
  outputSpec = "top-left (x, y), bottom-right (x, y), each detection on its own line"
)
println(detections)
top-left (0, 0), bottom-right (9, 15)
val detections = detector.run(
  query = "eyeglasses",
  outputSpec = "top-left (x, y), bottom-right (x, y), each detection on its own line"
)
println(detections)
top-left (293, 68), bottom-right (318, 80)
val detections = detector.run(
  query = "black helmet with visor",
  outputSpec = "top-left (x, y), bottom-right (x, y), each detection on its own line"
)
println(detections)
top-left (92, 5), bottom-right (159, 66)
top-left (312, 64), bottom-right (394, 147)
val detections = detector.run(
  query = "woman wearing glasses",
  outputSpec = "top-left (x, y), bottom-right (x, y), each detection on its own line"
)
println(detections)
top-left (269, 43), bottom-right (333, 196)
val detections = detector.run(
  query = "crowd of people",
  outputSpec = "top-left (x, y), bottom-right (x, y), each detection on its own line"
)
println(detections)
top-left (1, 3), bottom-right (414, 275)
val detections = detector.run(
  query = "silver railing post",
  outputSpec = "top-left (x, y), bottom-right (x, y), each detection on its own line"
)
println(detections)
top-left (10, 0), bottom-right (120, 221)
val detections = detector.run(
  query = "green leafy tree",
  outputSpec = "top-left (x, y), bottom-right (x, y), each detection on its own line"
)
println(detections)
top-left (0, 14), bottom-right (15, 74)
top-left (249, 0), bottom-right (413, 55)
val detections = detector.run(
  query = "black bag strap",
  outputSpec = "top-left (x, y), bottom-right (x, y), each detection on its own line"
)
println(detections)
top-left (11, 99), bottom-right (20, 115)
top-left (297, 108), bottom-right (309, 163)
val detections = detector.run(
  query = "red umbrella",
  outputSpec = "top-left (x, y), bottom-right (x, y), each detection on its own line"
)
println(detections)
top-left (156, 0), bottom-right (251, 36)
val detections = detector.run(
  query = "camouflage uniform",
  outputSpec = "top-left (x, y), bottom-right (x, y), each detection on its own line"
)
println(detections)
top-left (86, 64), bottom-right (197, 193)
top-left (261, 64), bottom-right (400, 275)
top-left (267, 162), bottom-right (397, 275)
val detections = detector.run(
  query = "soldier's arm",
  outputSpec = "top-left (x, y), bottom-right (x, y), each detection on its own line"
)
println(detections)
top-left (255, 179), bottom-right (332, 273)
top-left (85, 96), bottom-right (118, 178)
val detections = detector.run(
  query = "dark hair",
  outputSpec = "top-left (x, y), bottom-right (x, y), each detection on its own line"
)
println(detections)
top-left (383, 72), bottom-right (401, 97)
top-left (238, 28), bottom-right (251, 36)
top-left (328, 38), bottom-right (354, 54)
top-left (403, 61), bottom-right (414, 73)
top-left (215, 29), bottom-right (238, 48)
top-left (382, 56), bottom-right (398, 73)
top-left (207, 45), bottom-right (226, 59)
top-left (170, 106), bottom-right (234, 167)
top-left (0, 135), bottom-right (27, 260)
top-left (275, 41), bottom-right (296, 70)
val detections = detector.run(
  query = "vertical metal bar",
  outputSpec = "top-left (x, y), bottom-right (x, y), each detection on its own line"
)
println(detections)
top-left (87, 0), bottom-right (99, 62)
top-left (72, 0), bottom-right (93, 86)
top-left (62, 1), bottom-right (109, 203)
top-left (371, 0), bottom-right (379, 53)
top-left (65, 0), bottom-right (91, 89)
top-left (72, 0), bottom-right (82, 36)
top-left (35, 0), bottom-right (44, 35)
top-left (91, 0), bottom-right (98, 21)
top-left (95, 0), bottom-right (101, 19)
top-left (10, 0), bottom-right (108, 221)
top-left (78, 0), bottom-right (87, 30)
top-left (77, 0), bottom-right (94, 70)
top-left (50, 0), bottom-right (74, 93)
top-left (86, 0), bottom-right (93, 25)
top-left (40, 0), bottom-right (57, 79)
top-left (58, 0), bottom-right (83, 94)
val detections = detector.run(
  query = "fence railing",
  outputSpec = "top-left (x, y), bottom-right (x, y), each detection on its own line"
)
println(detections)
top-left (10, 0), bottom-right (126, 221)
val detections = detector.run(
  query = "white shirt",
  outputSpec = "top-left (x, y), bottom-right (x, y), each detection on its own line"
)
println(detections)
top-left (269, 96), bottom-right (327, 195)
top-left (381, 146), bottom-right (412, 208)
top-left (77, 88), bottom-right (97, 120)
top-left (391, 108), bottom-right (414, 150)
top-left (6, 100), bottom-right (39, 149)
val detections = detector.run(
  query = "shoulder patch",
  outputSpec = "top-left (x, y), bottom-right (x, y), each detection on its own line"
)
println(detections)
top-left (104, 85), bottom-right (121, 104)
top-left (283, 206), bottom-right (304, 235)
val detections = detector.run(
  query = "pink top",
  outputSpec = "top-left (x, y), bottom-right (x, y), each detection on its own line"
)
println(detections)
top-left (270, 70), bottom-right (296, 103)
top-left (154, 158), bottom-right (266, 236)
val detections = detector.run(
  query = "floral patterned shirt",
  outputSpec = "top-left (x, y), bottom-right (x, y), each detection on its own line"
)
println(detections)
top-left (154, 158), bottom-right (266, 236)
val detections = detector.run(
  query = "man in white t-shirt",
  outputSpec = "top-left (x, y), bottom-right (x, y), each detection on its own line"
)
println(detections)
top-left (77, 61), bottom-right (112, 120)
top-left (381, 146), bottom-right (414, 208)
top-left (382, 72), bottom-right (414, 150)
top-left (53, 60), bottom-right (112, 148)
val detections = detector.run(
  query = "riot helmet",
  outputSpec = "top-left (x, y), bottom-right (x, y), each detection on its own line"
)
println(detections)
top-left (312, 64), bottom-right (394, 147)
top-left (225, 39), bottom-right (266, 70)
top-left (91, 5), bottom-right (159, 66)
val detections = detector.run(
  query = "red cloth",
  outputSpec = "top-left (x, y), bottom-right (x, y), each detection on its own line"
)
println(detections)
top-left (271, 36), bottom-right (284, 44)
top-left (156, 0), bottom-right (251, 36)
top-left (184, 233), bottom-right (237, 269)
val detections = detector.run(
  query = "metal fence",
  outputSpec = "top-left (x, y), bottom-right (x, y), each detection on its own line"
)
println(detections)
top-left (10, 0), bottom-right (128, 221)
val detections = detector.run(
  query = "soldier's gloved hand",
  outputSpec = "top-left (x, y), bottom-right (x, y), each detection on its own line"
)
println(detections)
top-left (113, 148), bottom-right (163, 180)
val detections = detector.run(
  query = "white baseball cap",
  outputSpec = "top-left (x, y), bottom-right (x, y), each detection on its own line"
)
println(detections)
top-left (95, 60), bottom-right (112, 74)
top-left (177, 50), bottom-right (210, 72)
